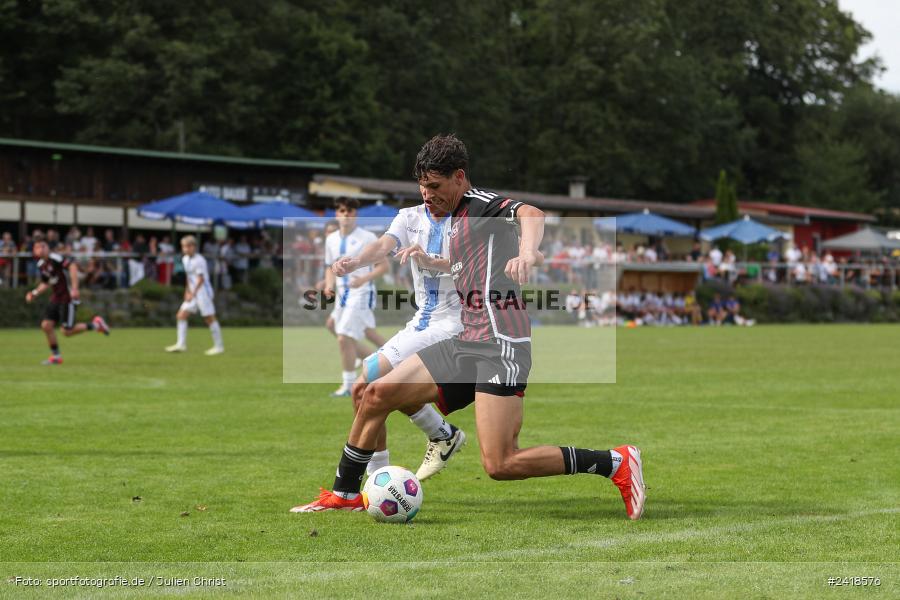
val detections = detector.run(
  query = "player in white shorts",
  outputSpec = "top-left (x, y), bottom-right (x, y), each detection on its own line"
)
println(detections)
top-left (165, 235), bottom-right (224, 355)
top-left (327, 189), bottom-right (466, 482)
top-left (324, 198), bottom-right (388, 397)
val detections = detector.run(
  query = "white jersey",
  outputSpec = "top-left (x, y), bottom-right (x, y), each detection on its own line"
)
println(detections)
top-left (325, 227), bottom-right (378, 309)
top-left (385, 205), bottom-right (461, 331)
top-left (183, 253), bottom-right (213, 298)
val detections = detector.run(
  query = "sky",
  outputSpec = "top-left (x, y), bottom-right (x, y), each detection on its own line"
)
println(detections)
top-left (839, 0), bottom-right (900, 93)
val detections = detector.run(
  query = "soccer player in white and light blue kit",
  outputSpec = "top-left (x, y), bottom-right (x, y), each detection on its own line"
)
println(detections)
top-left (324, 189), bottom-right (466, 483)
top-left (166, 235), bottom-right (224, 355)
top-left (324, 199), bottom-right (388, 396)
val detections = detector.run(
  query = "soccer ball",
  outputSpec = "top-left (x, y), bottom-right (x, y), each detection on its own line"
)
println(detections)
top-left (362, 466), bottom-right (423, 523)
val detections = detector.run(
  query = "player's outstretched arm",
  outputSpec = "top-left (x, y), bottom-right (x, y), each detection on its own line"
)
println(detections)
top-left (395, 244), bottom-right (451, 273)
top-left (67, 261), bottom-right (81, 300)
top-left (332, 235), bottom-right (398, 277)
top-left (25, 282), bottom-right (49, 303)
top-left (506, 204), bottom-right (545, 284)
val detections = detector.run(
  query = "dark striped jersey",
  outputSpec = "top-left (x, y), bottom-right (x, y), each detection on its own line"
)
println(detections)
top-left (37, 253), bottom-right (73, 304)
top-left (449, 187), bottom-right (530, 342)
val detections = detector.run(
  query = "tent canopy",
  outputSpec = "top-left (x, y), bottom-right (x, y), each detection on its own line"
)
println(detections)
top-left (594, 209), bottom-right (695, 237)
top-left (240, 202), bottom-right (319, 228)
top-left (700, 215), bottom-right (787, 244)
top-left (820, 228), bottom-right (900, 251)
top-left (137, 191), bottom-right (253, 229)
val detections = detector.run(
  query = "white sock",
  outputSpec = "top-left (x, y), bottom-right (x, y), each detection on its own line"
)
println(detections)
top-left (209, 321), bottom-right (223, 349)
top-left (367, 450), bottom-right (390, 475)
top-left (609, 449), bottom-right (623, 478)
top-left (342, 370), bottom-right (356, 389)
top-left (409, 404), bottom-right (453, 441)
top-left (176, 320), bottom-right (187, 346)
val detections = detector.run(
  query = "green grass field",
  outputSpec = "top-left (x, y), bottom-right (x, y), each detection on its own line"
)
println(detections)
top-left (1, 325), bottom-right (897, 598)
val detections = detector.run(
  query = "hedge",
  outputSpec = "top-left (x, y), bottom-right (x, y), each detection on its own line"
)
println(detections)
top-left (3, 271), bottom-right (899, 328)
top-left (696, 281), bottom-right (900, 324)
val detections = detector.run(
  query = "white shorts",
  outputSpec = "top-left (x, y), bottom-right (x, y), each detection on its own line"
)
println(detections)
top-left (380, 320), bottom-right (462, 368)
top-left (332, 304), bottom-right (376, 340)
top-left (180, 291), bottom-right (216, 318)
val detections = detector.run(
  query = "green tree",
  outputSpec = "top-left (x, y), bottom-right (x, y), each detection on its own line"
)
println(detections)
top-left (714, 169), bottom-right (739, 224)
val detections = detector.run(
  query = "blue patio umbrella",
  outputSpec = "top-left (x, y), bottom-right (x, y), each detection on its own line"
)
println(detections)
top-left (357, 202), bottom-right (400, 231)
top-left (319, 203), bottom-right (399, 230)
top-left (700, 215), bottom-right (787, 244)
top-left (594, 209), bottom-right (695, 237)
top-left (137, 191), bottom-right (254, 229)
top-left (239, 202), bottom-right (319, 228)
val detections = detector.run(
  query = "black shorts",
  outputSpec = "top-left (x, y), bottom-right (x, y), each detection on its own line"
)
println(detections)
top-left (419, 337), bottom-right (531, 398)
top-left (434, 382), bottom-right (476, 416)
top-left (43, 301), bottom-right (77, 329)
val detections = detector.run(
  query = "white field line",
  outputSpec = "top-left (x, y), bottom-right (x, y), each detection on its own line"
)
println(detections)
top-left (463, 507), bottom-right (900, 561)
top-left (541, 398), bottom-right (900, 415)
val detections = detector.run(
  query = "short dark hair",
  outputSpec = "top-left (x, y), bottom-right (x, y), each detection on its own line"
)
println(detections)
top-left (334, 197), bottom-right (360, 211)
top-left (414, 134), bottom-right (468, 180)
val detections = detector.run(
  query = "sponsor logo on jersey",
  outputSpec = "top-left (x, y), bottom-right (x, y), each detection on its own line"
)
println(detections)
top-left (450, 261), bottom-right (463, 280)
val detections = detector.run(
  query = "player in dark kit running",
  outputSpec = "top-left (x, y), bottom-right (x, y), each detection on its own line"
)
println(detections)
top-left (25, 241), bottom-right (110, 365)
top-left (293, 135), bottom-right (646, 519)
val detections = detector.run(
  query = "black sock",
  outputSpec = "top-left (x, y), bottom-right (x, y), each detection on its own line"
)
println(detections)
top-left (86, 322), bottom-right (95, 331)
top-left (560, 447), bottom-right (613, 477)
top-left (430, 423), bottom-right (456, 443)
top-left (333, 443), bottom-right (374, 494)
top-left (50, 344), bottom-right (60, 356)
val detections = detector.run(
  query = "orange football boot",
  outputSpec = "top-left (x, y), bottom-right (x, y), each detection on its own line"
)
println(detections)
top-left (611, 445), bottom-right (646, 520)
top-left (290, 488), bottom-right (365, 513)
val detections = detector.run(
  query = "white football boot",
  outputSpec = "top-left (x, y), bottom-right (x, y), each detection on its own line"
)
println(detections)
top-left (415, 427), bottom-right (466, 481)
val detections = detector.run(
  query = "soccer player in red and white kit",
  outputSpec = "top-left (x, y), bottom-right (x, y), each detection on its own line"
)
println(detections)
top-left (293, 135), bottom-right (646, 519)
top-left (25, 241), bottom-right (110, 365)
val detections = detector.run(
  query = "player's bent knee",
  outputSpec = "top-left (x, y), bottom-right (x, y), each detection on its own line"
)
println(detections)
top-left (351, 381), bottom-right (367, 411)
top-left (361, 381), bottom-right (397, 414)
top-left (481, 456), bottom-right (520, 481)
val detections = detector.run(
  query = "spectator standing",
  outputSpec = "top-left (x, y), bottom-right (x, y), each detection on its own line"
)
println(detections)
top-left (0, 231), bottom-right (16, 287)
top-left (219, 238), bottom-right (235, 289)
top-left (689, 241), bottom-right (702, 262)
top-left (46, 229), bottom-right (62, 251)
top-left (202, 238), bottom-right (220, 288)
top-left (823, 252), bottom-right (838, 284)
top-left (66, 227), bottom-right (82, 250)
top-left (81, 227), bottom-right (99, 255)
top-left (709, 246), bottom-right (723, 268)
top-left (234, 235), bottom-right (251, 284)
top-left (157, 235), bottom-right (175, 285)
top-left (101, 228), bottom-right (119, 253)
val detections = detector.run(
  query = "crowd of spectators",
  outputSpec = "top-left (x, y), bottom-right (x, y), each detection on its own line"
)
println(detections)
top-left (563, 288), bottom-right (753, 327)
top-left (0, 226), bottom-right (281, 290)
top-left (3, 224), bottom-right (897, 307)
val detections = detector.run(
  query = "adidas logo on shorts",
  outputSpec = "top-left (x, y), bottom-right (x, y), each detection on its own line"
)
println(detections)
top-left (489, 374), bottom-right (501, 384)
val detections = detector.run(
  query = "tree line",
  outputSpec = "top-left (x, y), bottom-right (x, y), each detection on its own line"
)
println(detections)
top-left (2, 0), bottom-right (899, 220)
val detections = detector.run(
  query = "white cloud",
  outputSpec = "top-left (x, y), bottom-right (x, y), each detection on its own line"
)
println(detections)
top-left (839, 0), bottom-right (900, 92)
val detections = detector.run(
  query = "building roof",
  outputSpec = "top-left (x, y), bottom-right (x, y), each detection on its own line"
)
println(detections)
top-left (0, 137), bottom-right (340, 170)
top-left (692, 199), bottom-right (876, 223)
top-left (314, 175), bottom-right (716, 219)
